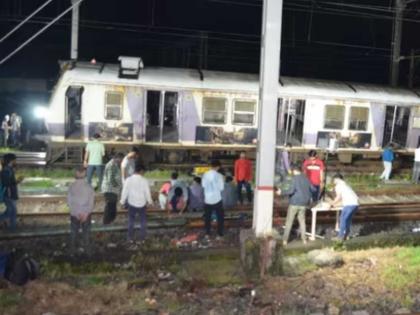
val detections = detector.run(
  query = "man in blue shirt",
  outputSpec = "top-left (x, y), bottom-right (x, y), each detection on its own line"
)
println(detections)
top-left (202, 160), bottom-right (225, 239)
top-left (380, 144), bottom-right (394, 181)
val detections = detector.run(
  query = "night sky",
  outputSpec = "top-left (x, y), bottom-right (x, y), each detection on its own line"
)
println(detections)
top-left (1, 0), bottom-right (420, 84)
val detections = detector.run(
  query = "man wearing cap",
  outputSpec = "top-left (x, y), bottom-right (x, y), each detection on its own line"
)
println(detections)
top-left (84, 133), bottom-right (105, 189)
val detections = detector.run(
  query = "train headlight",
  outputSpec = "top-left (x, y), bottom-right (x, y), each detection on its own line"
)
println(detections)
top-left (34, 106), bottom-right (49, 119)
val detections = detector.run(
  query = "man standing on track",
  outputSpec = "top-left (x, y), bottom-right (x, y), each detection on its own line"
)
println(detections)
top-left (202, 160), bottom-right (225, 239)
top-left (234, 152), bottom-right (253, 204)
top-left (302, 150), bottom-right (325, 202)
top-left (277, 143), bottom-right (292, 183)
top-left (120, 162), bottom-right (153, 243)
top-left (413, 145), bottom-right (420, 184)
top-left (101, 152), bottom-right (124, 224)
top-left (68, 167), bottom-right (95, 254)
top-left (278, 164), bottom-right (312, 246)
top-left (380, 144), bottom-right (394, 181)
top-left (121, 147), bottom-right (140, 184)
top-left (0, 153), bottom-right (21, 231)
top-left (84, 133), bottom-right (105, 189)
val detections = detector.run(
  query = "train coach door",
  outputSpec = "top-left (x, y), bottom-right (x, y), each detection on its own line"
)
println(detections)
top-left (162, 92), bottom-right (179, 143)
top-left (65, 86), bottom-right (83, 139)
top-left (382, 105), bottom-right (410, 147)
top-left (145, 90), bottom-right (179, 143)
top-left (276, 98), bottom-right (306, 145)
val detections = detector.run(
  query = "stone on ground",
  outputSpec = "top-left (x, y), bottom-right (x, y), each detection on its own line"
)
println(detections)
top-left (307, 249), bottom-right (343, 267)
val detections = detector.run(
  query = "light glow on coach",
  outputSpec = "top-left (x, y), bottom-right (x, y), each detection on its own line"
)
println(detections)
top-left (33, 106), bottom-right (49, 119)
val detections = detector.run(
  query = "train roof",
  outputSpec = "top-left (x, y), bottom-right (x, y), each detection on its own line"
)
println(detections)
top-left (61, 62), bottom-right (420, 106)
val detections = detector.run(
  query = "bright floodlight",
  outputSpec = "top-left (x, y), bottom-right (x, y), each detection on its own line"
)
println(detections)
top-left (34, 106), bottom-right (49, 119)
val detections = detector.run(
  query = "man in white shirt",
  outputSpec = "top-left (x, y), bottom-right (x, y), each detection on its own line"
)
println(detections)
top-left (413, 145), bottom-right (420, 184)
top-left (202, 160), bottom-right (225, 238)
top-left (120, 162), bottom-right (152, 242)
top-left (329, 174), bottom-right (359, 241)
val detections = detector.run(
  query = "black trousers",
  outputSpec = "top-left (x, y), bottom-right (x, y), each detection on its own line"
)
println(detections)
top-left (103, 193), bottom-right (118, 224)
top-left (204, 201), bottom-right (224, 236)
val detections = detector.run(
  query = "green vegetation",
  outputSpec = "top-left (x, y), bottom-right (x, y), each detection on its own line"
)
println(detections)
top-left (282, 254), bottom-right (317, 276)
top-left (383, 247), bottom-right (420, 290)
top-left (382, 247), bottom-right (420, 307)
top-left (144, 169), bottom-right (188, 180)
top-left (17, 168), bottom-right (188, 181)
top-left (180, 256), bottom-right (243, 287)
top-left (42, 260), bottom-right (117, 279)
top-left (0, 148), bottom-right (22, 153)
top-left (21, 179), bottom-right (54, 188)
top-left (0, 291), bottom-right (22, 311)
top-left (18, 168), bottom-right (74, 179)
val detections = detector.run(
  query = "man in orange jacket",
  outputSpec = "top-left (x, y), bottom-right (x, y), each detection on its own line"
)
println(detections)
top-left (234, 152), bottom-right (253, 204)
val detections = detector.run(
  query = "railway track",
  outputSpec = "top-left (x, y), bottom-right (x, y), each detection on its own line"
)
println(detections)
top-left (1, 192), bottom-right (419, 240)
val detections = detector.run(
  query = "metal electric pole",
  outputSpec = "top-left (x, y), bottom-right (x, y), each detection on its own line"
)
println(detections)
top-left (71, 0), bottom-right (80, 60)
top-left (390, 0), bottom-right (405, 86)
top-left (252, 0), bottom-right (283, 237)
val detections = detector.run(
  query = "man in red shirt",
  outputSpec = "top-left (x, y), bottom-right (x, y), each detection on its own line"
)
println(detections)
top-left (302, 150), bottom-right (325, 202)
top-left (234, 152), bottom-right (253, 204)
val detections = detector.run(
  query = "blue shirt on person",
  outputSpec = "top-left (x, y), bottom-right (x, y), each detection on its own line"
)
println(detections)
top-left (202, 169), bottom-right (224, 205)
top-left (382, 148), bottom-right (394, 162)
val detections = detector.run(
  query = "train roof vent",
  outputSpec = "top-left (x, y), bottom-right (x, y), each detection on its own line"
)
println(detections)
top-left (118, 56), bottom-right (144, 79)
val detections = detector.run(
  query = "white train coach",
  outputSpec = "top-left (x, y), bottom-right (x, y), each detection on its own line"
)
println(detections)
top-left (44, 57), bottom-right (420, 164)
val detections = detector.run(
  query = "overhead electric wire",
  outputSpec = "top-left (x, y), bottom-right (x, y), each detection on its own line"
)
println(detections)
top-left (0, 0), bottom-right (55, 43)
top-left (0, 0), bottom-right (84, 66)
top-left (0, 14), bottom-right (394, 55)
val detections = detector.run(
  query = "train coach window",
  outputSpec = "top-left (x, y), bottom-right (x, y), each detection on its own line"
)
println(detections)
top-left (105, 91), bottom-right (123, 120)
top-left (202, 97), bottom-right (227, 124)
top-left (324, 105), bottom-right (345, 129)
top-left (349, 107), bottom-right (369, 131)
top-left (233, 100), bottom-right (256, 125)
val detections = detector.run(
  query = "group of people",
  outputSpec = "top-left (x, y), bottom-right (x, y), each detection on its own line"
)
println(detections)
top-left (72, 138), bottom-right (362, 251)
top-left (279, 149), bottom-right (359, 245)
top-left (69, 135), bottom-right (147, 252)
top-left (1, 113), bottom-right (22, 148)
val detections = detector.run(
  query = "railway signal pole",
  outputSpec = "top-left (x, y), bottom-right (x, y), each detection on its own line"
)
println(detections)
top-left (252, 0), bottom-right (283, 237)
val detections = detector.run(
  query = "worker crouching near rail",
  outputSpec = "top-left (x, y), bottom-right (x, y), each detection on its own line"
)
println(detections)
top-left (277, 164), bottom-right (313, 246)
top-left (67, 167), bottom-right (95, 254)
top-left (329, 174), bottom-right (359, 241)
top-left (120, 162), bottom-right (153, 243)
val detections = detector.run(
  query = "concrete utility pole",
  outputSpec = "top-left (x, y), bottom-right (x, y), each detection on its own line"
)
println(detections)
top-left (252, 0), bottom-right (283, 237)
top-left (71, 0), bottom-right (80, 60)
top-left (390, 0), bottom-right (405, 87)
top-left (409, 49), bottom-right (416, 88)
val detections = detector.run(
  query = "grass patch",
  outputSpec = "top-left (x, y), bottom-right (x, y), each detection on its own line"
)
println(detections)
top-left (181, 257), bottom-right (243, 287)
top-left (0, 291), bottom-right (22, 310)
top-left (381, 247), bottom-right (420, 307)
top-left (0, 148), bottom-right (22, 153)
top-left (144, 169), bottom-right (188, 180)
top-left (21, 179), bottom-right (54, 188)
top-left (42, 260), bottom-right (117, 279)
top-left (383, 247), bottom-right (420, 291)
top-left (18, 168), bottom-right (74, 179)
top-left (282, 254), bottom-right (317, 276)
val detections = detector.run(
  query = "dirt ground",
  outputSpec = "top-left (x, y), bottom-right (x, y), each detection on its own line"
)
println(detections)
top-left (0, 230), bottom-right (419, 315)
